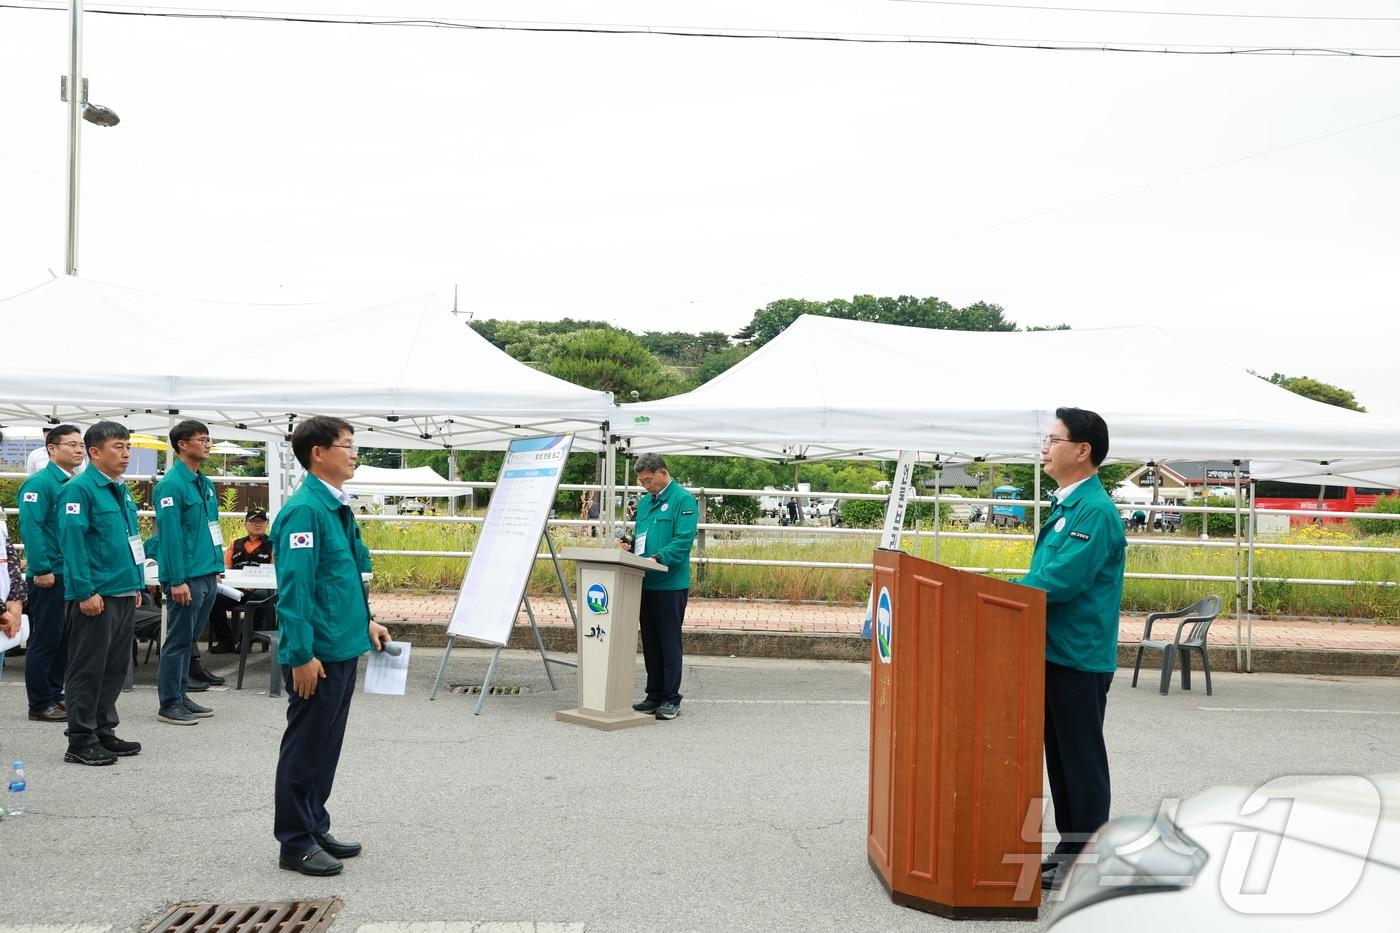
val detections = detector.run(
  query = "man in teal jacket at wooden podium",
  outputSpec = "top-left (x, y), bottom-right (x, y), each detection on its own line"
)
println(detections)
top-left (621, 453), bottom-right (698, 721)
top-left (1017, 406), bottom-right (1126, 891)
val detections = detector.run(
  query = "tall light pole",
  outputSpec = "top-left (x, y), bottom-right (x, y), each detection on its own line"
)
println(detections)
top-left (61, 0), bottom-right (120, 276)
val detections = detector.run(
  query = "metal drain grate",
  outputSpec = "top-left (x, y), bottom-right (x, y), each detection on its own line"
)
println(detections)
top-left (448, 683), bottom-right (532, 696)
top-left (147, 897), bottom-right (342, 933)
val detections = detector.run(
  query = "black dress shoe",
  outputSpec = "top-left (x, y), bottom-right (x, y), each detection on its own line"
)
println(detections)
top-left (208, 642), bottom-right (238, 655)
top-left (99, 735), bottom-right (142, 756)
top-left (279, 846), bottom-right (343, 876)
top-left (184, 679), bottom-right (210, 693)
top-left (632, 699), bottom-right (661, 713)
top-left (314, 832), bottom-right (362, 859)
top-left (28, 704), bottom-right (67, 723)
top-left (189, 661), bottom-right (226, 685)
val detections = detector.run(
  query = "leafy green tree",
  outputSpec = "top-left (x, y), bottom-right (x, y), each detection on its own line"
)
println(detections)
top-left (1266, 373), bottom-right (1366, 412)
top-left (539, 328), bottom-right (688, 400)
top-left (740, 294), bottom-right (1020, 347)
top-left (694, 344), bottom-right (754, 384)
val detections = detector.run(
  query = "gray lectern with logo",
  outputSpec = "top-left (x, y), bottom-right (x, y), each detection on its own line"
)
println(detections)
top-left (556, 547), bottom-right (667, 730)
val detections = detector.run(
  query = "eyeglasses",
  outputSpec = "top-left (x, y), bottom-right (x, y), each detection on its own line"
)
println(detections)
top-left (327, 443), bottom-right (359, 455)
top-left (190, 436), bottom-right (213, 445)
top-left (52, 441), bottom-right (85, 450)
top-left (1042, 435), bottom-right (1077, 448)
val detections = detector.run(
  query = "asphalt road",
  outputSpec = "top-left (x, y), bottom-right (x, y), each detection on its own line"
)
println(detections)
top-left (1, 651), bottom-right (1397, 933)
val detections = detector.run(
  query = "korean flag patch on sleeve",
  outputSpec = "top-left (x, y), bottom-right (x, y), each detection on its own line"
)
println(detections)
top-left (159, 496), bottom-right (175, 508)
top-left (22, 492), bottom-right (38, 502)
top-left (289, 532), bottom-right (314, 549)
top-left (65, 502), bottom-right (81, 514)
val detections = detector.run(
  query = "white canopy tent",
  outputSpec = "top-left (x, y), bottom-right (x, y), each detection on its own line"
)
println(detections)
top-left (0, 277), bottom-right (614, 451)
top-left (345, 465), bottom-right (463, 499)
top-left (1249, 460), bottom-right (1400, 491)
top-left (618, 315), bottom-right (1400, 464)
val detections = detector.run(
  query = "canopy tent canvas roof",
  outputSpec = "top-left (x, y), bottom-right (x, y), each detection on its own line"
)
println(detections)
top-left (344, 465), bottom-right (464, 498)
top-left (0, 277), bottom-right (613, 451)
top-left (1250, 460), bottom-right (1400, 491)
top-left (618, 315), bottom-right (1400, 464)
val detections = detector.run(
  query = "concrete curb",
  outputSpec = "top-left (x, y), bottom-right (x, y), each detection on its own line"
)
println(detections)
top-left (384, 621), bottom-right (1400, 677)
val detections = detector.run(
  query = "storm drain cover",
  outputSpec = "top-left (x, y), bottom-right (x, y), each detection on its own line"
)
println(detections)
top-left (448, 683), bottom-right (532, 695)
top-left (146, 897), bottom-right (342, 933)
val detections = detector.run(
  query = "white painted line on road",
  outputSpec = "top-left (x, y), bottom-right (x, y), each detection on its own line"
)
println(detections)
top-left (361, 918), bottom-right (585, 924)
top-left (688, 699), bottom-right (868, 705)
top-left (0, 925), bottom-right (113, 933)
top-left (1200, 706), bottom-right (1400, 716)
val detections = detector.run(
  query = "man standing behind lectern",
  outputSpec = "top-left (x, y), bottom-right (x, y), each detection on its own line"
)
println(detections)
top-left (1017, 407), bottom-right (1125, 890)
top-left (620, 453), bottom-right (698, 722)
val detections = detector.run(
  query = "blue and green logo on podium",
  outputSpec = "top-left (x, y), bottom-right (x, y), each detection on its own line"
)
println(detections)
top-left (586, 583), bottom-right (609, 614)
top-left (875, 586), bottom-right (893, 664)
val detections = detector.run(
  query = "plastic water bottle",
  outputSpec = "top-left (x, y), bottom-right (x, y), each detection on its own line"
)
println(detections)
top-left (6, 761), bottom-right (26, 816)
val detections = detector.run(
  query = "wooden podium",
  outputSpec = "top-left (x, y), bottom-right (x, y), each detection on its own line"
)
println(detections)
top-left (555, 548), bottom-right (665, 731)
top-left (867, 549), bottom-right (1046, 920)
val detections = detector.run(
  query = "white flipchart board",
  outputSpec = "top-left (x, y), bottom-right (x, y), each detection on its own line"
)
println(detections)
top-left (447, 434), bottom-right (573, 646)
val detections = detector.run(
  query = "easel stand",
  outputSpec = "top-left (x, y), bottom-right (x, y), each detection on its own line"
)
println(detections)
top-left (429, 529), bottom-right (578, 714)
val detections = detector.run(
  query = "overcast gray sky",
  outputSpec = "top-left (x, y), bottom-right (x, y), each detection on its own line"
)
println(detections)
top-left (3, 0), bottom-right (1397, 414)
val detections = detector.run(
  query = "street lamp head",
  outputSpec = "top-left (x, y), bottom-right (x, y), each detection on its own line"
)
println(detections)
top-left (81, 103), bottom-right (119, 127)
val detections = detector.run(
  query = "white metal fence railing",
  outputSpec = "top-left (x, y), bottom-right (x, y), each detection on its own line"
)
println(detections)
top-left (4, 472), bottom-right (1397, 668)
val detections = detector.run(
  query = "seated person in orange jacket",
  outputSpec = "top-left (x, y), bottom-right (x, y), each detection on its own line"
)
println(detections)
top-left (207, 508), bottom-right (275, 652)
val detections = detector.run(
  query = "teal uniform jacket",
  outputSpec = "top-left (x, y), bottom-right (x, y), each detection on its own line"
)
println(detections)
top-left (57, 467), bottom-right (144, 602)
top-left (152, 459), bottom-right (224, 585)
top-left (633, 481), bottom-right (699, 591)
top-left (271, 476), bottom-right (373, 668)
top-left (1019, 477), bottom-right (1126, 673)
top-left (18, 461), bottom-right (73, 578)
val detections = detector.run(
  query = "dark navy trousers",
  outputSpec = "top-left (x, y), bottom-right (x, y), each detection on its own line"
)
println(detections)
top-left (639, 588), bottom-right (687, 706)
top-left (1044, 660), bottom-right (1113, 857)
top-left (24, 574), bottom-right (69, 710)
top-left (274, 657), bottom-right (358, 855)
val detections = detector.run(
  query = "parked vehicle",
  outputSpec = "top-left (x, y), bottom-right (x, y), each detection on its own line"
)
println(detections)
top-left (938, 493), bottom-right (974, 524)
top-left (991, 485), bottom-right (1026, 527)
top-left (398, 497), bottom-right (427, 516)
top-left (1050, 772), bottom-right (1400, 932)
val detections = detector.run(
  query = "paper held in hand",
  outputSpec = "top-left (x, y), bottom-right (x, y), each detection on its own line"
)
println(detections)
top-left (364, 641), bottom-right (411, 695)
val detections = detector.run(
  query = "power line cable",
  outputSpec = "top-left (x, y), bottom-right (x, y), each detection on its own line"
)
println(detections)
top-left (3, 1), bottom-right (1399, 57)
top-left (889, 0), bottom-right (1400, 24)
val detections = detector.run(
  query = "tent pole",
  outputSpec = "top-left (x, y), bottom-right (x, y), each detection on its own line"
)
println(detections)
top-left (1233, 459), bottom-right (1243, 629)
top-left (447, 450), bottom-right (458, 518)
top-left (601, 422), bottom-right (615, 541)
top-left (933, 459), bottom-right (942, 564)
top-left (1245, 479), bottom-right (1257, 673)
top-left (1033, 455), bottom-right (1042, 538)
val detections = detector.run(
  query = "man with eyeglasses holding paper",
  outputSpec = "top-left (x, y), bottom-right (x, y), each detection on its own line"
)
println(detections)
top-left (57, 421), bottom-right (146, 766)
top-left (1017, 407), bottom-right (1126, 891)
top-left (152, 420), bottom-right (225, 726)
top-left (17, 424), bottom-right (85, 723)
top-left (271, 416), bottom-right (392, 877)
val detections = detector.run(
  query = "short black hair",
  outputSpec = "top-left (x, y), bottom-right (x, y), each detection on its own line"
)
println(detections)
top-left (85, 420), bottom-right (130, 453)
top-left (634, 453), bottom-right (668, 474)
top-left (170, 419), bottom-right (210, 454)
top-left (1056, 407), bottom-right (1109, 467)
top-left (46, 424), bottom-right (81, 447)
top-left (291, 416), bottom-right (355, 469)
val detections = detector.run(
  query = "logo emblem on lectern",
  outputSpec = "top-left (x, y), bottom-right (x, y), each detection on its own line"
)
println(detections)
top-left (586, 583), bottom-right (609, 614)
top-left (875, 586), bottom-right (893, 664)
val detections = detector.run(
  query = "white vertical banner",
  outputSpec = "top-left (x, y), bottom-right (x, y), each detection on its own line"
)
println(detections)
top-left (864, 451), bottom-right (917, 639)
